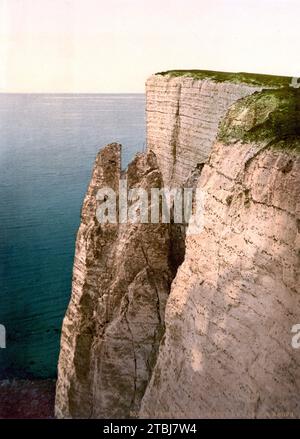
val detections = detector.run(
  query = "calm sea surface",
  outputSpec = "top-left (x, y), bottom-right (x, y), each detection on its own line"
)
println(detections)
top-left (0, 94), bottom-right (145, 378)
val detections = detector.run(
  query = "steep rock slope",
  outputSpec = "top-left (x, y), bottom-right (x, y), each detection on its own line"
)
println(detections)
top-left (56, 144), bottom-right (174, 418)
top-left (146, 70), bottom-right (292, 186)
top-left (146, 74), bottom-right (262, 186)
top-left (140, 89), bottom-right (300, 418)
top-left (56, 71), bottom-right (296, 419)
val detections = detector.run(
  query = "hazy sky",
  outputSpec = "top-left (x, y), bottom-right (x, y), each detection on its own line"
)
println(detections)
top-left (0, 0), bottom-right (299, 92)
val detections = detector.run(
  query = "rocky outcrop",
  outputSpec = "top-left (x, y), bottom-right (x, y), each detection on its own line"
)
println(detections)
top-left (140, 88), bottom-right (300, 418)
top-left (55, 144), bottom-right (174, 418)
top-left (146, 74), bottom-right (262, 186)
top-left (56, 71), bottom-right (299, 419)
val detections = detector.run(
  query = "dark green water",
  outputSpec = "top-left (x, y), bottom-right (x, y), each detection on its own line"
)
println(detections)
top-left (0, 94), bottom-right (145, 378)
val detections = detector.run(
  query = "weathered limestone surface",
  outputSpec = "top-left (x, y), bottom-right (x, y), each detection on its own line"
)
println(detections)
top-left (56, 73), bottom-right (299, 420)
top-left (140, 92), bottom-right (300, 418)
top-left (146, 74), bottom-right (261, 186)
top-left (55, 144), bottom-right (174, 418)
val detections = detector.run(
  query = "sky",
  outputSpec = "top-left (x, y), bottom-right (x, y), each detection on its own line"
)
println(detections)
top-left (0, 0), bottom-right (299, 93)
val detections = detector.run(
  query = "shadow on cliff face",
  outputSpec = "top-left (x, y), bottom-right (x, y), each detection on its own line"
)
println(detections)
top-left (168, 162), bottom-right (205, 274)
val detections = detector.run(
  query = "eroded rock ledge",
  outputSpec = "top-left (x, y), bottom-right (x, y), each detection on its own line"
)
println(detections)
top-left (56, 72), bottom-right (299, 419)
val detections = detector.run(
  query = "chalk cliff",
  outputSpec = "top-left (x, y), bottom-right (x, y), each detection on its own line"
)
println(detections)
top-left (140, 87), bottom-right (300, 418)
top-left (55, 145), bottom-right (174, 418)
top-left (146, 70), bottom-right (292, 186)
top-left (146, 75), bottom-right (260, 186)
top-left (56, 71), bottom-right (299, 418)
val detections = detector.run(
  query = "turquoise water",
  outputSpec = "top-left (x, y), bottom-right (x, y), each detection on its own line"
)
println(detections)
top-left (0, 94), bottom-right (145, 378)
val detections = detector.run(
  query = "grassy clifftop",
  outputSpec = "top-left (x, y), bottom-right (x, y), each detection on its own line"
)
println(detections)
top-left (156, 69), bottom-right (293, 88)
top-left (218, 88), bottom-right (300, 151)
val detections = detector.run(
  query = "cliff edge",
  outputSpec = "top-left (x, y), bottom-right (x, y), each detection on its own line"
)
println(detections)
top-left (56, 71), bottom-right (299, 418)
top-left (140, 87), bottom-right (300, 418)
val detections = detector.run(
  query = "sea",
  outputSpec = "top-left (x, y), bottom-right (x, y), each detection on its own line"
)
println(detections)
top-left (0, 93), bottom-right (145, 378)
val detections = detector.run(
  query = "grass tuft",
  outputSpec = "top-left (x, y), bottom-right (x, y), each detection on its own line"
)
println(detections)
top-left (218, 88), bottom-right (300, 152)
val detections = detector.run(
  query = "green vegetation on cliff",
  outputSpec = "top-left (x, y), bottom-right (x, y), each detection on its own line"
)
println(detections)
top-left (218, 88), bottom-right (300, 151)
top-left (156, 69), bottom-right (293, 88)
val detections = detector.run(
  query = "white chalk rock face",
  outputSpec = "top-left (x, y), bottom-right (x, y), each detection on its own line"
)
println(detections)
top-left (140, 110), bottom-right (300, 418)
top-left (146, 74), bottom-right (261, 186)
top-left (56, 73), bottom-right (298, 419)
top-left (55, 144), bottom-right (174, 418)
